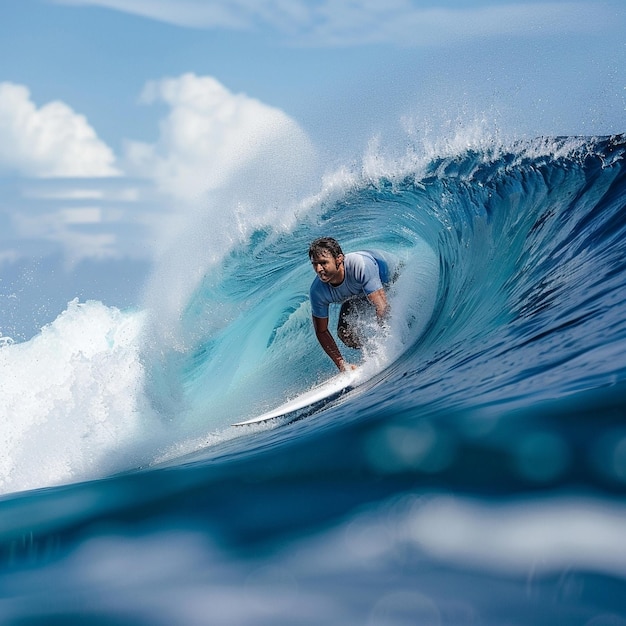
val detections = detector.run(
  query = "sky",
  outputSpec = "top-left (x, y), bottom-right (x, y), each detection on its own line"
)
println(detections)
top-left (0, 0), bottom-right (624, 338)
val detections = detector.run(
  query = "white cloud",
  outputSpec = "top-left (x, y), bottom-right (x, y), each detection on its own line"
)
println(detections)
top-left (51, 0), bottom-right (309, 31)
top-left (50, 0), bottom-right (612, 45)
top-left (12, 208), bottom-right (118, 260)
top-left (124, 73), bottom-right (315, 201)
top-left (303, 2), bottom-right (610, 47)
top-left (1, 177), bottom-right (165, 264)
top-left (0, 82), bottom-right (120, 178)
top-left (0, 75), bottom-right (315, 267)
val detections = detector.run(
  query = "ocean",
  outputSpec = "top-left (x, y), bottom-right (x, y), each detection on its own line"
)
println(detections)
top-left (1, 133), bottom-right (626, 624)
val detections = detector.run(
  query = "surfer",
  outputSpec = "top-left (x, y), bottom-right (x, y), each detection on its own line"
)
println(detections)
top-left (309, 237), bottom-right (398, 371)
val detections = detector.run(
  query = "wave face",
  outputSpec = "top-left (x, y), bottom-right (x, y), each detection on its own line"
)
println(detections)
top-left (1, 134), bottom-right (626, 623)
top-left (144, 133), bottom-right (626, 459)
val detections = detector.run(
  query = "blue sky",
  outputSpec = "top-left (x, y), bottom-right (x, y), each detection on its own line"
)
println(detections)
top-left (0, 0), bottom-right (624, 337)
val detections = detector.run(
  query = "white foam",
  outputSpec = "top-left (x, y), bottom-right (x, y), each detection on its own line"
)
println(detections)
top-left (0, 299), bottom-right (158, 495)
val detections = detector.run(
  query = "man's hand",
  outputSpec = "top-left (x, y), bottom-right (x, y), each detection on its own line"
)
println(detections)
top-left (339, 360), bottom-right (358, 372)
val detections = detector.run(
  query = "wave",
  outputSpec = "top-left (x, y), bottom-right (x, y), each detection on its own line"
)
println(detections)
top-left (1, 133), bottom-right (625, 494)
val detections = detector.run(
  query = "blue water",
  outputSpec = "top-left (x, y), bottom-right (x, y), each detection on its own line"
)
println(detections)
top-left (1, 134), bottom-right (626, 624)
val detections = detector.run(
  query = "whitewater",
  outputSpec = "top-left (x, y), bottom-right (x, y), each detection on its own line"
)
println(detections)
top-left (1, 131), bottom-right (626, 624)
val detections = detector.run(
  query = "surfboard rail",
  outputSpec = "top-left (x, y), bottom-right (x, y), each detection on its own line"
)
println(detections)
top-left (232, 371), bottom-right (359, 426)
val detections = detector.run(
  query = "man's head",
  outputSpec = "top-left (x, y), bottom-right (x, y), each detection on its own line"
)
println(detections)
top-left (309, 237), bottom-right (345, 286)
top-left (308, 237), bottom-right (343, 260)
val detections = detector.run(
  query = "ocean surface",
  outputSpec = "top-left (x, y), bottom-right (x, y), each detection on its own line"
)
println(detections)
top-left (1, 134), bottom-right (626, 624)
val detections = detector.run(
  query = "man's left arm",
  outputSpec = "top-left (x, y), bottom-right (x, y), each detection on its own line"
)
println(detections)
top-left (367, 288), bottom-right (389, 322)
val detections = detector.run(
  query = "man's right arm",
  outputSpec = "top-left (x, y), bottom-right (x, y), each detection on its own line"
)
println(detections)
top-left (312, 316), bottom-right (353, 371)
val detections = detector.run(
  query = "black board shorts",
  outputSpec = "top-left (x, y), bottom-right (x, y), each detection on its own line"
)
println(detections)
top-left (337, 295), bottom-right (371, 349)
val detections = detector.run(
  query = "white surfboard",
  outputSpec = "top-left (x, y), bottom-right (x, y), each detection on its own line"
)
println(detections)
top-left (232, 371), bottom-right (359, 426)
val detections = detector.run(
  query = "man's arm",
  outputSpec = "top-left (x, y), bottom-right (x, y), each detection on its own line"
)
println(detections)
top-left (367, 288), bottom-right (389, 322)
top-left (312, 315), bottom-right (354, 371)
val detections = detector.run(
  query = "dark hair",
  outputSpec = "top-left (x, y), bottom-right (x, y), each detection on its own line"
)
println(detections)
top-left (309, 237), bottom-right (343, 259)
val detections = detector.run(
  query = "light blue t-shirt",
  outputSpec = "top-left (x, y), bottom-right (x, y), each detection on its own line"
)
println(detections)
top-left (309, 250), bottom-right (396, 319)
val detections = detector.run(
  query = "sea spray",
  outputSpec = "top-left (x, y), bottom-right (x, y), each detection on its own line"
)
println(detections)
top-left (1, 134), bottom-right (623, 496)
top-left (0, 300), bottom-right (154, 494)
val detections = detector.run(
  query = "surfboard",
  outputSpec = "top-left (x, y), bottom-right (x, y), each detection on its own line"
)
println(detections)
top-left (232, 371), bottom-right (359, 426)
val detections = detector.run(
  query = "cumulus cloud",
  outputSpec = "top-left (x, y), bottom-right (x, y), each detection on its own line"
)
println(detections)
top-left (124, 73), bottom-right (315, 201)
top-left (0, 82), bottom-right (120, 178)
top-left (50, 0), bottom-right (611, 45)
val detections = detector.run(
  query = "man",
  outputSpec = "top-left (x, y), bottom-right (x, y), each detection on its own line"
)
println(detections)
top-left (309, 237), bottom-right (397, 371)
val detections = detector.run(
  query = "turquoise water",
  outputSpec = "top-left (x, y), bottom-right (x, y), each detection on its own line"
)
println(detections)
top-left (1, 135), bottom-right (626, 624)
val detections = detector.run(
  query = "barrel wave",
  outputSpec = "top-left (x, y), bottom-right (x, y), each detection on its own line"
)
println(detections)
top-left (144, 133), bottom-right (626, 459)
top-left (1, 134), bottom-right (626, 624)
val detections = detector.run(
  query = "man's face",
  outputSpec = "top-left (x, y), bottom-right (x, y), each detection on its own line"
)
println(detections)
top-left (311, 250), bottom-right (344, 286)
